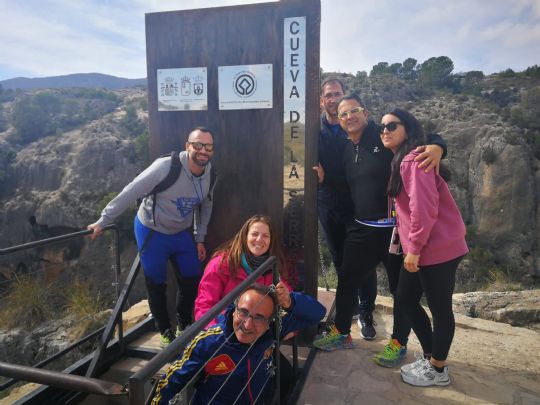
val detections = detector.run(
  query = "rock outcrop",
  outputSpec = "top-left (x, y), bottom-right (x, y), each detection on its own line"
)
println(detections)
top-left (453, 289), bottom-right (540, 329)
top-left (1, 116), bottom-right (143, 248)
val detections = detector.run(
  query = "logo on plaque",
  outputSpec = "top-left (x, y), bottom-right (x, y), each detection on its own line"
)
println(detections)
top-left (161, 77), bottom-right (178, 97)
top-left (181, 76), bottom-right (191, 96)
top-left (233, 71), bottom-right (257, 97)
top-left (193, 75), bottom-right (205, 96)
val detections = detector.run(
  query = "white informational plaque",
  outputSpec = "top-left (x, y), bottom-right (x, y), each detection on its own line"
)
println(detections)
top-left (218, 64), bottom-right (273, 110)
top-left (157, 67), bottom-right (208, 111)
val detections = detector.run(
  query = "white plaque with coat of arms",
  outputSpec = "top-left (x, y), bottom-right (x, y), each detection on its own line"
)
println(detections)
top-left (157, 67), bottom-right (208, 111)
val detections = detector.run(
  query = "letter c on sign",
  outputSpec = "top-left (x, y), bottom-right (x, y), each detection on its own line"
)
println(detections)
top-left (289, 21), bottom-right (299, 35)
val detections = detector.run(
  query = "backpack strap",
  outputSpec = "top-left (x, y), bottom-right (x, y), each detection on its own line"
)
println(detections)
top-left (148, 151), bottom-right (182, 226)
top-left (208, 167), bottom-right (217, 201)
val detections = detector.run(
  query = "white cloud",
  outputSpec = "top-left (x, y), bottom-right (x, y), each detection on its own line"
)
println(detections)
top-left (0, 0), bottom-right (538, 80)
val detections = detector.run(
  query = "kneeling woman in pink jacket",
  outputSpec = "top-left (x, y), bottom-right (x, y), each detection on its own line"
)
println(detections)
top-left (380, 109), bottom-right (468, 388)
top-left (195, 214), bottom-right (292, 322)
top-left (194, 214), bottom-right (296, 400)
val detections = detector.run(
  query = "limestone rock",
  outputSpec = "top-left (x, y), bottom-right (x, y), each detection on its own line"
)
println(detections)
top-left (453, 290), bottom-right (540, 328)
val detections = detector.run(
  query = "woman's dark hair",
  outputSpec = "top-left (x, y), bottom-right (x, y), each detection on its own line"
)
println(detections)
top-left (386, 108), bottom-right (451, 196)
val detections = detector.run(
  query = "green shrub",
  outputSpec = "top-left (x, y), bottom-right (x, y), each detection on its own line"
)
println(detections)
top-left (0, 275), bottom-right (53, 328)
top-left (482, 266), bottom-right (522, 292)
top-left (134, 129), bottom-right (150, 165)
top-left (65, 279), bottom-right (104, 319)
top-left (317, 228), bottom-right (338, 289)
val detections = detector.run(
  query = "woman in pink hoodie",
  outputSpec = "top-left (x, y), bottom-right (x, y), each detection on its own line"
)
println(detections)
top-left (380, 108), bottom-right (468, 388)
top-left (194, 214), bottom-right (292, 322)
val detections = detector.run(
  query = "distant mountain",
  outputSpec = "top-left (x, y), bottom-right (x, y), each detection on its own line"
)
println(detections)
top-left (0, 73), bottom-right (147, 90)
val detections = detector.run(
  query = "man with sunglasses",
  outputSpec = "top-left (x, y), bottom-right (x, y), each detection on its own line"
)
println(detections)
top-left (152, 283), bottom-right (326, 405)
top-left (314, 94), bottom-right (446, 369)
top-left (88, 126), bottom-right (217, 348)
top-left (314, 78), bottom-right (379, 341)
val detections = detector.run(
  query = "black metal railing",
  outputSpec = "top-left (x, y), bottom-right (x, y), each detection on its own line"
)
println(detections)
top-left (0, 361), bottom-right (125, 397)
top-left (0, 225), bottom-right (124, 396)
top-left (0, 228), bottom-right (299, 404)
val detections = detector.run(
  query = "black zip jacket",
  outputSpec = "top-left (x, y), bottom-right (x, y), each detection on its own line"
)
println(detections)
top-left (344, 120), bottom-right (447, 221)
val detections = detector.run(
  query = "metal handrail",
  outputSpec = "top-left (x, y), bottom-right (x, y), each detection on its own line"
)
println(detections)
top-left (85, 254), bottom-right (142, 378)
top-left (0, 225), bottom-right (115, 255)
top-left (129, 256), bottom-right (278, 405)
top-left (0, 232), bottom-right (296, 403)
top-left (0, 361), bottom-right (125, 396)
top-left (0, 326), bottom-right (106, 391)
top-left (0, 224), bottom-right (123, 397)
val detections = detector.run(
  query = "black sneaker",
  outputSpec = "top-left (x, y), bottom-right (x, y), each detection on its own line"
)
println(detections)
top-left (358, 312), bottom-right (377, 340)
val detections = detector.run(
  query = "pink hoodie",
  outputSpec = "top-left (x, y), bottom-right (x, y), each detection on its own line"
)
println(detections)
top-left (395, 151), bottom-right (468, 266)
top-left (194, 253), bottom-right (292, 322)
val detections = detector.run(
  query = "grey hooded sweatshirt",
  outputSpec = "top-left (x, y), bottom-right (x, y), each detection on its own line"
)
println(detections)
top-left (96, 151), bottom-right (214, 242)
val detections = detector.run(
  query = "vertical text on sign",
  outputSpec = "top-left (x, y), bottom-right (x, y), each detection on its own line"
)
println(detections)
top-left (283, 16), bottom-right (306, 288)
top-left (283, 15), bottom-right (306, 213)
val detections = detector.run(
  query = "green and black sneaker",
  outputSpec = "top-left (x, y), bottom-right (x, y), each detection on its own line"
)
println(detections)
top-left (159, 329), bottom-right (176, 348)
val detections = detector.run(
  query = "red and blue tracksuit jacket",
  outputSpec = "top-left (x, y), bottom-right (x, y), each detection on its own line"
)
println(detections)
top-left (152, 292), bottom-right (326, 405)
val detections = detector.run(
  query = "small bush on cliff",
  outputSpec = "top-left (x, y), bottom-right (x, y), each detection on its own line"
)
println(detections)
top-left (65, 279), bottom-right (110, 339)
top-left (317, 228), bottom-right (338, 290)
top-left (134, 129), bottom-right (150, 165)
top-left (66, 279), bottom-right (104, 319)
top-left (120, 104), bottom-right (147, 138)
top-left (0, 147), bottom-right (15, 195)
top-left (483, 266), bottom-right (522, 292)
top-left (0, 275), bottom-right (53, 328)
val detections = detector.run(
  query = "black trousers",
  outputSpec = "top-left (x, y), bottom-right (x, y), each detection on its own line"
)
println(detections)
top-left (396, 256), bottom-right (463, 361)
top-left (318, 201), bottom-right (377, 315)
top-left (335, 222), bottom-right (410, 343)
top-left (145, 261), bottom-right (200, 334)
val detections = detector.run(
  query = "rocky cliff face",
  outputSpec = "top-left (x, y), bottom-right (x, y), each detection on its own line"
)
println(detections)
top-left (1, 119), bottom-right (142, 247)
top-left (0, 90), bottom-right (148, 347)
top-left (1, 84), bottom-right (539, 292)
top-left (408, 95), bottom-right (538, 285)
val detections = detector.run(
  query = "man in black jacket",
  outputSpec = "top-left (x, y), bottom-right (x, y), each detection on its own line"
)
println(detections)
top-left (313, 78), bottom-right (378, 340)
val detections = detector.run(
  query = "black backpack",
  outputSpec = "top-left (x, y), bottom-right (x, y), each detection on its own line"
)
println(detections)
top-left (143, 151), bottom-right (217, 226)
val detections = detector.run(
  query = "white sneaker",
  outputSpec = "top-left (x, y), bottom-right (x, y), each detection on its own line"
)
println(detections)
top-left (402, 363), bottom-right (451, 387)
top-left (401, 354), bottom-right (429, 376)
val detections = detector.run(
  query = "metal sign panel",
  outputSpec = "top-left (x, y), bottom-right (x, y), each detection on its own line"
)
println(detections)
top-left (157, 67), bottom-right (208, 111)
top-left (283, 16), bottom-right (306, 288)
top-left (145, 0), bottom-right (320, 298)
top-left (218, 64), bottom-right (273, 110)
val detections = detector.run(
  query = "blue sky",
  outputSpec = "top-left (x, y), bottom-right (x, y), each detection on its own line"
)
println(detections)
top-left (0, 0), bottom-right (538, 81)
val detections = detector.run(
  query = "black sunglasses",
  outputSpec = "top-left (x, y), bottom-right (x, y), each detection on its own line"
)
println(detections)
top-left (189, 142), bottom-right (214, 152)
top-left (380, 122), bottom-right (403, 133)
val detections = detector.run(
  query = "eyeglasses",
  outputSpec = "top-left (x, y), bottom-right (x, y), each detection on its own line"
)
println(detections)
top-left (235, 307), bottom-right (271, 327)
top-left (337, 106), bottom-right (365, 120)
top-left (189, 142), bottom-right (214, 152)
top-left (380, 122), bottom-right (403, 133)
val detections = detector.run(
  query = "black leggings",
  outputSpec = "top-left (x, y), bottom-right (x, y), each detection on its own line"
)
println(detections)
top-left (395, 256), bottom-right (463, 361)
top-left (335, 223), bottom-right (410, 344)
